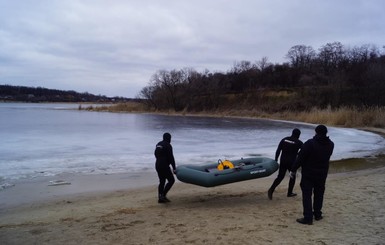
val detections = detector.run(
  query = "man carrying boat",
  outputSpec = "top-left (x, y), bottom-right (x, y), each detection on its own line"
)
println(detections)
top-left (155, 132), bottom-right (177, 203)
top-left (291, 125), bottom-right (334, 225)
top-left (268, 128), bottom-right (303, 200)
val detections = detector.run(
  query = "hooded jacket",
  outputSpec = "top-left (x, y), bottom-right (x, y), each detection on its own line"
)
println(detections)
top-left (292, 134), bottom-right (334, 178)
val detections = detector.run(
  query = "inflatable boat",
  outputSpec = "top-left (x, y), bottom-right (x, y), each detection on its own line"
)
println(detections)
top-left (176, 157), bottom-right (278, 187)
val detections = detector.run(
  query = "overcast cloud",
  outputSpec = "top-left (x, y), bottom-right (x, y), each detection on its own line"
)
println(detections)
top-left (1, 0), bottom-right (384, 97)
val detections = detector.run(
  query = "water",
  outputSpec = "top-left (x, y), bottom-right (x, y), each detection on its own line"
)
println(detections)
top-left (1, 103), bottom-right (385, 187)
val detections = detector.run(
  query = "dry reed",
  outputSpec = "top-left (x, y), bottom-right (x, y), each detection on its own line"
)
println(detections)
top-left (85, 103), bottom-right (385, 129)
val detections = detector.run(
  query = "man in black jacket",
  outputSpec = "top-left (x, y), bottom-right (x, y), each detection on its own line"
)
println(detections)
top-left (291, 125), bottom-right (334, 225)
top-left (155, 132), bottom-right (176, 203)
top-left (268, 128), bottom-right (303, 200)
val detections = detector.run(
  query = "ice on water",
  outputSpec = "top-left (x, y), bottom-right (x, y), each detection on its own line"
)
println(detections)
top-left (0, 103), bottom-right (384, 184)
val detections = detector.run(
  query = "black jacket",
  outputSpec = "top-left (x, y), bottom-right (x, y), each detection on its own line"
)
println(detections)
top-left (292, 135), bottom-right (334, 178)
top-left (275, 136), bottom-right (303, 163)
top-left (154, 140), bottom-right (176, 171)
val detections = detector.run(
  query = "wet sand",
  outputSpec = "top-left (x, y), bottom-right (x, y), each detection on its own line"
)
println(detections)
top-left (1, 164), bottom-right (385, 244)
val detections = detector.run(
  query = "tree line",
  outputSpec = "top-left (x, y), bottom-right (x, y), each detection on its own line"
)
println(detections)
top-left (0, 85), bottom-right (131, 103)
top-left (138, 42), bottom-right (385, 112)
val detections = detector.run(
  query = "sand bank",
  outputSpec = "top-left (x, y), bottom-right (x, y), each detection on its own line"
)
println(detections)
top-left (0, 172), bottom-right (158, 209)
top-left (1, 166), bottom-right (384, 244)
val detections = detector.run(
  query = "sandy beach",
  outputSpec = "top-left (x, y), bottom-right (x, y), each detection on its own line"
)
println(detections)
top-left (1, 164), bottom-right (385, 245)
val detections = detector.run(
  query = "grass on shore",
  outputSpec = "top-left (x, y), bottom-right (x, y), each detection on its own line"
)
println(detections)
top-left (81, 102), bottom-right (385, 129)
top-left (257, 106), bottom-right (385, 128)
top-left (79, 102), bottom-right (147, 113)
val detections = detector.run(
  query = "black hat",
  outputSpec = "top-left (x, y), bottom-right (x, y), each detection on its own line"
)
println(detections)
top-left (163, 132), bottom-right (171, 142)
top-left (315, 125), bottom-right (328, 136)
top-left (292, 128), bottom-right (301, 138)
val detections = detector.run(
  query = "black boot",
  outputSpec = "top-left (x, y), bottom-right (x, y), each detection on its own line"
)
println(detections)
top-left (287, 193), bottom-right (297, 197)
top-left (162, 194), bottom-right (170, 202)
top-left (158, 194), bottom-right (166, 203)
top-left (158, 194), bottom-right (170, 203)
top-left (296, 218), bottom-right (313, 225)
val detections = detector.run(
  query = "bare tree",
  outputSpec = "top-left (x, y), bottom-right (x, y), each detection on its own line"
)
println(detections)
top-left (230, 60), bottom-right (255, 74)
top-left (286, 45), bottom-right (316, 69)
top-left (347, 44), bottom-right (379, 64)
top-left (138, 85), bottom-right (158, 109)
top-left (150, 70), bottom-right (183, 111)
top-left (318, 42), bottom-right (346, 72)
top-left (256, 56), bottom-right (271, 72)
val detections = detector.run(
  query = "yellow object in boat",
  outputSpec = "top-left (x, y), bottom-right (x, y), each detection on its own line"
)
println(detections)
top-left (217, 160), bottom-right (234, 170)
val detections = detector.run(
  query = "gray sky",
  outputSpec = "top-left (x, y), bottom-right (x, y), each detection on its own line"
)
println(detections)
top-left (1, 0), bottom-right (384, 98)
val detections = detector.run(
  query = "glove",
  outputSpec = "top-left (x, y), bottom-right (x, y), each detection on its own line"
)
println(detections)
top-left (289, 171), bottom-right (296, 179)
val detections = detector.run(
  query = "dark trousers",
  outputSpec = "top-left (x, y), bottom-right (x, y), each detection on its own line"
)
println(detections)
top-left (269, 161), bottom-right (296, 194)
top-left (156, 167), bottom-right (175, 197)
top-left (300, 175), bottom-right (326, 221)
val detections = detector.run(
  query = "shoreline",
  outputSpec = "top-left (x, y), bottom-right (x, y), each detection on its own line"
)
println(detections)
top-left (0, 171), bottom-right (158, 210)
top-left (1, 151), bottom-right (385, 211)
top-left (1, 166), bottom-right (384, 244)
